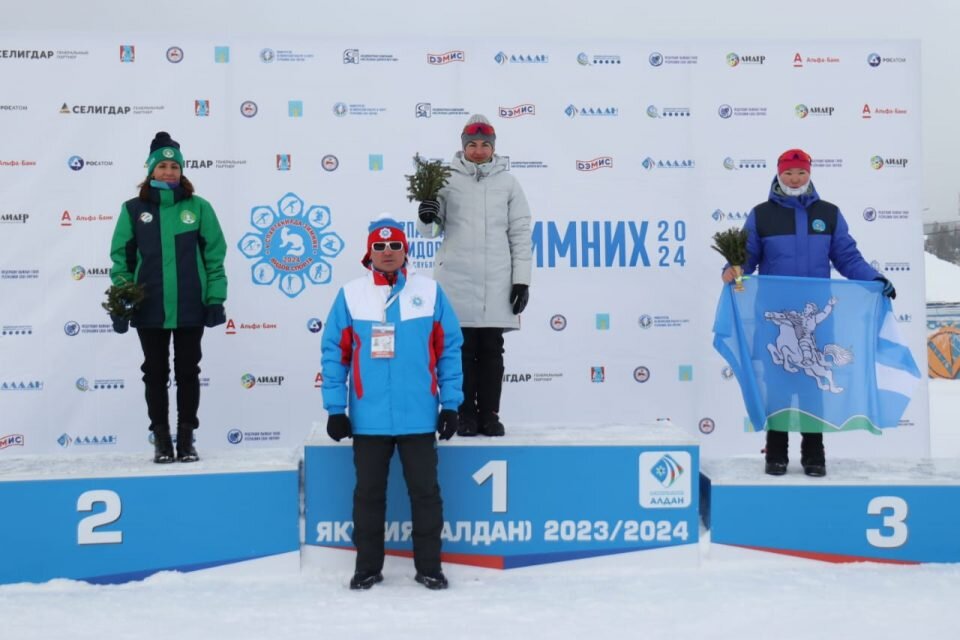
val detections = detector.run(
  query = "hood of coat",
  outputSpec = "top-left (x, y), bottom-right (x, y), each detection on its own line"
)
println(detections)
top-left (767, 176), bottom-right (821, 209)
top-left (449, 151), bottom-right (509, 179)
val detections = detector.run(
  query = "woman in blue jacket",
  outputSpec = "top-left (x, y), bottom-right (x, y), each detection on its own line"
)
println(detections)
top-left (722, 149), bottom-right (896, 477)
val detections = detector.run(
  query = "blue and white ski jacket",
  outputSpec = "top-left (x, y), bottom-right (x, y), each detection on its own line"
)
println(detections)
top-left (321, 267), bottom-right (464, 436)
top-left (742, 178), bottom-right (881, 281)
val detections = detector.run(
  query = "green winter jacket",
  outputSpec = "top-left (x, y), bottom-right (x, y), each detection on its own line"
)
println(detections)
top-left (109, 186), bottom-right (227, 329)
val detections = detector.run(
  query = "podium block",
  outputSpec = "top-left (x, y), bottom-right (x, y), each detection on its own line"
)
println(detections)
top-left (0, 450), bottom-right (300, 585)
top-left (702, 458), bottom-right (960, 564)
top-left (305, 424), bottom-right (699, 569)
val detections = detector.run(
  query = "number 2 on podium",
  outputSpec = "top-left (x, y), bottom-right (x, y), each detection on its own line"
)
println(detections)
top-left (77, 490), bottom-right (123, 545)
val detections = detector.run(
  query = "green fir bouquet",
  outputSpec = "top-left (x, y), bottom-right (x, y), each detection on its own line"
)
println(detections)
top-left (102, 279), bottom-right (146, 319)
top-left (405, 154), bottom-right (451, 202)
top-left (711, 227), bottom-right (749, 291)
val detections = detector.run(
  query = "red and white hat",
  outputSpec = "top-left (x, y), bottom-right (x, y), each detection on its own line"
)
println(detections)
top-left (361, 216), bottom-right (408, 267)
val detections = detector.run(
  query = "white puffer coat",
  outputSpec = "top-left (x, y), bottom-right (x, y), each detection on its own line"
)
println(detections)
top-left (416, 152), bottom-right (532, 330)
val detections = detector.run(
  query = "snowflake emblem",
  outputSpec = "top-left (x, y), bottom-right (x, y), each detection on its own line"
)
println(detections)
top-left (237, 192), bottom-right (345, 298)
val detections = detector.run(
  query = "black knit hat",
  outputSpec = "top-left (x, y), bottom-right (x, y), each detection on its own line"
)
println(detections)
top-left (146, 131), bottom-right (184, 177)
top-left (150, 131), bottom-right (180, 153)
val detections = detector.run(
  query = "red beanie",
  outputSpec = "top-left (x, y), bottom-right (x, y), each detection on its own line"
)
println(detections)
top-left (777, 149), bottom-right (812, 174)
top-left (362, 217), bottom-right (408, 267)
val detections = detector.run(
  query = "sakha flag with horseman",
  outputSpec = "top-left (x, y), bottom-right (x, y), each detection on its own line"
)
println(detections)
top-left (713, 275), bottom-right (921, 434)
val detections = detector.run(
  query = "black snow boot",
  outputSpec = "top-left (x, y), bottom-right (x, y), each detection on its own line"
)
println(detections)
top-left (349, 571), bottom-right (383, 590)
top-left (415, 571), bottom-right (449, 590)
top-left (457, 409), bottom-right (478, 437)
top-left (479, 413), bottom-right (505, 437)
top-left (801, 433), bottom-right (826, 477)
top-left (153, 425), bottom-right (175, 464)
top-left (176, 425), bottom-right (199, 463)
top-left (764, 430), bottom-right (788, 476)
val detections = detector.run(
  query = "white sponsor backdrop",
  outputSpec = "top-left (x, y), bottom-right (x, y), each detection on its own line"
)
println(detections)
top-left (0, 37), bottom-right (926, 458)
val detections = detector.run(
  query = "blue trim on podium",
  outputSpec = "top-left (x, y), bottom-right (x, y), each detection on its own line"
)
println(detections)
top-left (702, 460), bottom-right (960, 564)
top-left (83, 554), bottom-right (285, 585)
top-left (499, 544), bottom-right (685, 569)
top-left (0, 466), bottom-right (299, 585)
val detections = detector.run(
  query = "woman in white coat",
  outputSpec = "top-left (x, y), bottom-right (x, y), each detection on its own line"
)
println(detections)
top-left (416, 114), bottom-right (532, 436)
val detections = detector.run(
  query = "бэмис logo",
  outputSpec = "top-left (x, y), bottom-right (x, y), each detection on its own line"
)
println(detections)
top-left (237, 192), bottom-right (344, 299)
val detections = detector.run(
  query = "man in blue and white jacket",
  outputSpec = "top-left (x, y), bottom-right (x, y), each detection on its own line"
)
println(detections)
top-left (321, 216), bottom-right (463, 591)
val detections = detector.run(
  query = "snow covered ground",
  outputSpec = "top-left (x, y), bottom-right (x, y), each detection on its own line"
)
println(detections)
top-left (2, 535), bottom-right (958, 640)
top-left (3, 260), bottom-right (960, 639)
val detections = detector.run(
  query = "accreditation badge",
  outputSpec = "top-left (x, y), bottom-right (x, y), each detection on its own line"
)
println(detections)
top-left (371, 323), bottom-right (396, 359)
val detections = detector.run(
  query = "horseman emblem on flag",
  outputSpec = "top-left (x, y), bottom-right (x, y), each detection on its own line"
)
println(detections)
top-left (764, 297), bottom-right (853, 394)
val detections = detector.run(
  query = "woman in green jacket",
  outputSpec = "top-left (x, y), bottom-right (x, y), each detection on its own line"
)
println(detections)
top-left (109, 131), bottom-right (227, 463)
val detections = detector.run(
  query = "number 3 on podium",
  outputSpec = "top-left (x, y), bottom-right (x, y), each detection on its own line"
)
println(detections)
top-left (866, 496), bottom-right (908, 549)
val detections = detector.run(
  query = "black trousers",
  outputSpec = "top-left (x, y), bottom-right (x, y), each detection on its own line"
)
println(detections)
top-left (136, 327), bottom-right (204, 432)
top-left (352, 433), bottom-right (443, 575)
top-left (460, 327), bottom-right (504, 420)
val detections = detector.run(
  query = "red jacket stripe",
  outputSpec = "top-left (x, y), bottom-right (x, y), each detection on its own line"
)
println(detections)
top-left (428, 320), bottom-right (444, 396)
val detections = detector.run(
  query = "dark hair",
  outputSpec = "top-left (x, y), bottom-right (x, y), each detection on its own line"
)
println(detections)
top-left (137, 175), bottom-right (195, 201)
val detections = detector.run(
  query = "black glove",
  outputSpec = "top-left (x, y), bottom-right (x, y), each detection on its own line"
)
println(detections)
top-left (510, 284), bottom-right (529, 315)
top-left (418, 200), bottom-right (441, 225)
top-left (436, 409), bottom-right (458, 441)
top-left (876, 277), bottom-right (897, 300)
top-left (327, 414), bottom-right (353, 442)
top-left (110, 314), bottom-right (129, 334)
top-left (204, 303), bottom-right (227, 327)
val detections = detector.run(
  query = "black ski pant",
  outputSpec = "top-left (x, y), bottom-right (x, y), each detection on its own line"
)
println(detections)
top-left (460, 327), bottom-right (504, 420)
top-left (352, 433), bottom-right (443, 575)
top-left (136, 327), bottom-right (204, 432)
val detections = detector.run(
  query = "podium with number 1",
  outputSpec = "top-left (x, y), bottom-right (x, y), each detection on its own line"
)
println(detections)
top-left (304, 424), bottom-right (700, 569)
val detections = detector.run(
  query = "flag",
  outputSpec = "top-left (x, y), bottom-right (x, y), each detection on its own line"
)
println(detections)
top-left (713, 275), bottom-right (921, 434)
